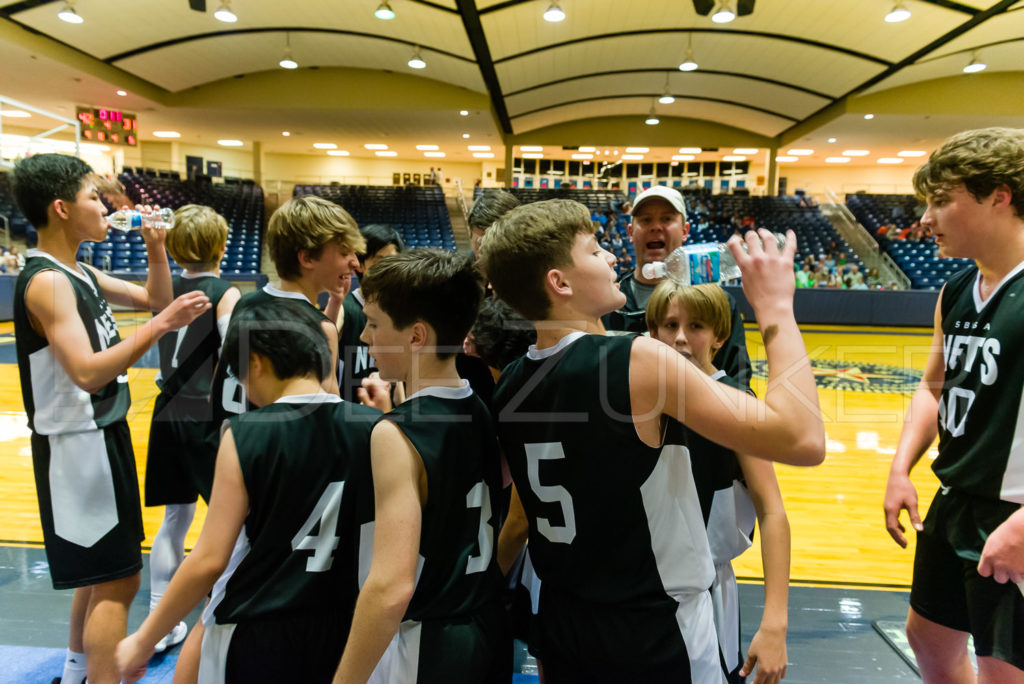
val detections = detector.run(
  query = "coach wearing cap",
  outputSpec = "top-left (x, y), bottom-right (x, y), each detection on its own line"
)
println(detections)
top-left (601, 185), bottom-right (751, 387)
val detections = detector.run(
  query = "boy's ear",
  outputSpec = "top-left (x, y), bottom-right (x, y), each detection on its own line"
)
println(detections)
top-left (409, 320), bottom-right (428, 352)
top-left (992, 184), bottom-right (1013, 209)
top-left (296, 249), bottom-right (316, 271)
top-left (545, 267), bottom-right (572, 299)
top-left (52, 198), bottom-right (71, 221)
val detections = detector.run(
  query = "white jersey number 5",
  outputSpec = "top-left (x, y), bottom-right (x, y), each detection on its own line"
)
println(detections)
top-left (526, 442), bottom-right (577, 544)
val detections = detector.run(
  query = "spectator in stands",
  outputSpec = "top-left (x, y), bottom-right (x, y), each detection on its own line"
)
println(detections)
top-left (844, 264), bottom-right (867, 290)
top-left (428, 166), bottom-right (438, 185)
top-left (891, 204), bottom-right (905, 219)
top-left (468, 189), bottom-right (521, 261)
top-left (878, 223), bottom-right (892, 237)
top-left (866, 267), bottom-right (882, 288)
top-left (823, 252), bottom-right (836, 273)
top-left (795, 264), bottom-right (813, 288)
top-left (812, 264), bottom-right (829, 287)
top-left (611, 231), bottom-right (623, 250)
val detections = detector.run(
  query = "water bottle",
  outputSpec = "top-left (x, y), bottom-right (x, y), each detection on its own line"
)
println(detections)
top-left (641, 233), bottom-right (787, 285)
top-left (106, 208), bottom-right (174, 231)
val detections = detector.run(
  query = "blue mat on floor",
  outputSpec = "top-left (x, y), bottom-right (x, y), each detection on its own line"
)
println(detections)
top-left (0, 645), bottom-right (179, 683)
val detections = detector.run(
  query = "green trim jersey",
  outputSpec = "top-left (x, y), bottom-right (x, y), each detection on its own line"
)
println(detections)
top-left (493, 332), bottom-right (718, 675)
top-left (339, 289), bottom-right (374, 402)
top-left (155, 273), bottom-right (232, 401)
top-left (205, 395), bottom-right (379, 625)
top-left (935, 262), bottom-right (1024, 503)
top-left (210, 284), bottom-right (332, 424)
top-left (14, 250), bottom-right (130, 434)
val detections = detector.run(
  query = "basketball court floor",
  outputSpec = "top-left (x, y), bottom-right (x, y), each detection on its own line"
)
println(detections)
top-left (0, 316), bottom-right (940, 682)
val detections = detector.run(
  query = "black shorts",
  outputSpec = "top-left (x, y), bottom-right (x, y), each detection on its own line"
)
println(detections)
top-left (31, 422), bottom-right (144, 590)
top-left (145, 393), bottom-right (219, 506)
top-left (200, 610), bottom-right (350, 684)
top-left (910, 486), bottom-right (1024, 670)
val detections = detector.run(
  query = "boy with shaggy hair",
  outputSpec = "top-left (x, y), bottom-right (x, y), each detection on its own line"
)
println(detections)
top-left (884, 127), bottom-right (1024, 682)
top-left (481, 199), bottom-right (822, 681)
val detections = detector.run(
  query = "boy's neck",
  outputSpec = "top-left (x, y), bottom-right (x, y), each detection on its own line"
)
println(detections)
top-left (277, 277), bottom-right (320, 304)
top-left (34, 230), bottom-right (81, 268)
top-left (260, 375), bottom-right (327, 405)
top-left (534, 315), bottom-right (606, 350)
top-left (403, 355), bottom-right (463, 398)
top-left (976, 224), bottom-right (1024, 293)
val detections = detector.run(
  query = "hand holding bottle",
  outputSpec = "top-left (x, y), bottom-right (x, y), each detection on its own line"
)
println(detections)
top-left (107, 206), bottom-right (174, 231)
top-left (728, 229), bottom-right (798, 317)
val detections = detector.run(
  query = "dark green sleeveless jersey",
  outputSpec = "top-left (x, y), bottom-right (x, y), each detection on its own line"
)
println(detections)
top-left (339, 289), bottom-right (374, 402)
top-left (210, 285), bottom-right (332, 424)
top-left (206, 395), bottom-right (379, 624)
top-left (155, 274), bottom-right (232, 401)
top-left (14, 250), bottom-right (130, 434)
top-left (935, 263), bottom-right (1024, 503)
top-left (493, 333), bottom-right (713, 662)
top-left (384, 382), bottom-right (504, 621)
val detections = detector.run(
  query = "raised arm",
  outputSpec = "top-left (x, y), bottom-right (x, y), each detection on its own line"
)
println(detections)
top-left (25, 270), bottom-right (210, 393)
top-left (631, 230), bottom-right (825, 466)
top-left (115, 428), bottom-right (249, 682)
top-left (884, 291), bottom-right (944, 548)
top-left (334, 420), bottom-right (423, 684)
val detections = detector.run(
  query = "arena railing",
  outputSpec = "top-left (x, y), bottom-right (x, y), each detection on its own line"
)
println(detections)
top-left (825, 187), bottom-right (910, 290)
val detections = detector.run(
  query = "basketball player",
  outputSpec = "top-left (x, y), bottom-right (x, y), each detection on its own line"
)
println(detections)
top-left (481, 199), bottom-right (823, 682)
top-left (884, 127), bottom-right (1024, 682)
top-left (333, 249), bottom-right (507, 683)
top-left (116, 299), bottom-right (379, 683)
top-left (11, 154), bottom-right (210, 684)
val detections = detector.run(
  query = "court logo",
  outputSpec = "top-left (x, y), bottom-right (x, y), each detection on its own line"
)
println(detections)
top-left (751, 359), bottom-right (921, 394)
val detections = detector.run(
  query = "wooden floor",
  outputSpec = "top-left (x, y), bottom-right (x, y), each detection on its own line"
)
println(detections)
top-left (0, 317), bottom-right (939, 590)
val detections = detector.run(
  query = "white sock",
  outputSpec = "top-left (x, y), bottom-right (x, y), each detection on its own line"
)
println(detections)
top-left (62, 649), bottom-right (86, 683)
top-left (149, 503), bottom-right (196, 612)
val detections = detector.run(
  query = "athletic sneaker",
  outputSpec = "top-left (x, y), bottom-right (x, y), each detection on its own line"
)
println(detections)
top-left (154, 620), bottom-right (188, 653)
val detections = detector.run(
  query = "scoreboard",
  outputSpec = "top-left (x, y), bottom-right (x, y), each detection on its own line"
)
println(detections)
top-left (75, 107), bottom-right (138, 146)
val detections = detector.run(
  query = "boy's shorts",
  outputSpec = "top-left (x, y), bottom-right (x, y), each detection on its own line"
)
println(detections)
top-left (910, 486), bottom-right (1024, 670)
top-left (145, 394), bottom-right (218, 506)
top-left (200, 610), bottom-right (350, 684)
top-left (31, 421), bottom-right (144, 589)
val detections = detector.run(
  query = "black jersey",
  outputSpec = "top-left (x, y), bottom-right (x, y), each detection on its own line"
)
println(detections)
top-left (493, 332), bottom-right (714, 665)
top-left (210, 285), bottom-right (332, 424)
top-left (935, 263), bottom-right (1024, 503)
top-left (206, 395), bottom-right (379, 625)
top-left (601, 271), bottom-right (751, 387)
top-left (339, 289), bottom-right (374, 402)
top-left (382, 382), bottom-right (504, 621)
top-left (14, 250), bottom-right (130, 434)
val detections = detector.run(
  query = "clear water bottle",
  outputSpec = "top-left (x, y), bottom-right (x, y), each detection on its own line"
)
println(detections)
top-left (106, 208), bottom-right (174, 231)
top-left (641, 233), bottom-right (787, 285)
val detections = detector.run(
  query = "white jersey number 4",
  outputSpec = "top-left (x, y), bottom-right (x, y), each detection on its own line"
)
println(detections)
top-left (291, 481), bottom-right (344, 572)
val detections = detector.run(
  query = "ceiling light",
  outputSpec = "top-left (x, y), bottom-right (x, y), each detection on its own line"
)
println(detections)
top-left (722, 155), bottom-right (746, 161)
top-left (842, 149), bottom-right (870, 156)
top-left (626, 147), bottom-right (650, 153)
top-left (313, 143), bottom-right (337, 149)
top-left (468, 145), bottom-right (491, 151)
top-left (522, 153), bottom-right (544, 159)
top-left (679, 34), bottom-right (698, 71)
top-left (679, 147), bottom-right (702, 154)
top-left (376, 150), bottom-right (398, 157)
top-left (673, 155), bottom-right (695, 161)
top-left (374, 1), bottom-right (395, 20)
top-left (885, 2), bottom-right (911, 23)
top-left (57, 1), bottom-right (83, 23)
top-left (408, 46), bottom-right (426, 70)
top-left (579, 146), bottom-right (596, 153)
top-left (645, 113), bottom-right (660, 125)
top-left (787, 149), bottom-right (814, 155)
top-left (364, 144), bottom-right (388, 150)
top-left (572, 154), bottom-right (593, 160)
top-left (473, 152), bottom-right (495, 158)
top-left (622, 154), bottom-right (644, 160)
top-left (826, 157), bottom-right (851, 163)
top-left (327, 150), bottom-right (350, 156)
top-left (459, 110), bottom-right (469, 116)
top-left (213, 2), bottom-right (237, 23)
top-left (864, 113), bottom-right (875, 120)
top-left (827, 137), bottom-right (837, 143)
top-left (711, 1), bottom-right (736, 24)
top-left (416, 144), bottom-right (439, 150)
top-left (898, 150), bottom-right (926, 157)
top-left (116, 90), bottom-right (127, 96)
top-left (462, 133), bottom-right (471, 139)
top-left (733, 148), bottom-right (758, 154)
top-left (878, 157), bottom-right (904, 164)
top-left (521, 146), bottom-right (543, 152)
top-left (279, 33), bottom-right (298, 69)
top-left (153, 131), bottom-right (181, 138)
top-left (424, 152), bottom-right (446, 158)
top-left (543, 2), bottom-right (565, 22)
top-left (218, 139), bottom-right (243, 146)
top-left (0, 110), bottom-right (31, 118)
top-left (282, 131), bottom-right (290, 137)
top-left (775, 156), bottom-right (799, 162)
top-left (659, 93), bottom-right (675, 105)
top-left (963, 53), bottom-right (986, 73)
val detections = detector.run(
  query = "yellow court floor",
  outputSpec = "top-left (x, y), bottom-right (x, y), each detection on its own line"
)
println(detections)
top-left (0, 316), bottom-right (939, 590)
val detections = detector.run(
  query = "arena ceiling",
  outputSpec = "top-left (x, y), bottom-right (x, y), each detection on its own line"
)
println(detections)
top-left (0, 0), bottom-right (1022, 163)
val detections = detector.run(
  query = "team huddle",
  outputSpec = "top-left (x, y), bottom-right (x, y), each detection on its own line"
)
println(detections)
top-left (10, 126), bottom-right (1024, 684)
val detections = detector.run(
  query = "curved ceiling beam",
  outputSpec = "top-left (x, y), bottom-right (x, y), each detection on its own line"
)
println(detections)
top-left (510, 94), bottom-right (798, 123)
top-left (504, 67), bottom-right (832, 101)
top-left (105, 27), bottom-right (474, 64)
top-left (493, 28), bottom-right (892, 67)
top-left (915, 35), bottom-right (1024, 63)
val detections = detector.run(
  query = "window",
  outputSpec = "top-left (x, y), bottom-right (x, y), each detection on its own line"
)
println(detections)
top-left (625, 163), bottom-right (640, 179)
top-left (640, 163), bottom-right (654, 177)
top-left (655, 163), bottom-right (670, 178)
top-left (523, 158), bottom-right (537, 175)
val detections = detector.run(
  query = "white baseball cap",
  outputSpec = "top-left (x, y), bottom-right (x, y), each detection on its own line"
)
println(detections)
top-left (630, 186), bottom-right (687, 217)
